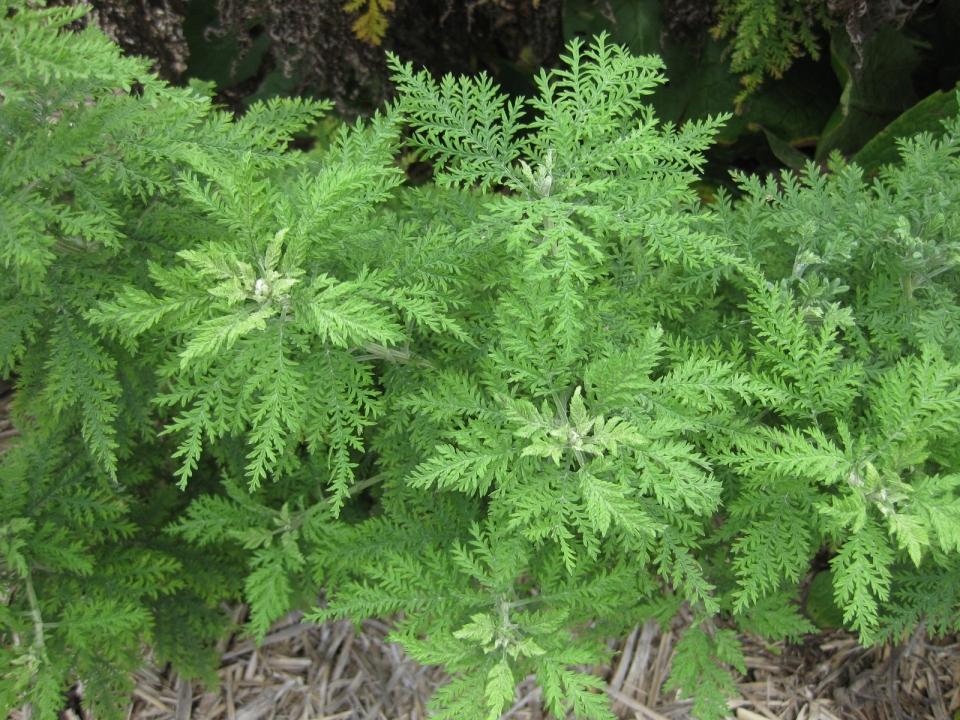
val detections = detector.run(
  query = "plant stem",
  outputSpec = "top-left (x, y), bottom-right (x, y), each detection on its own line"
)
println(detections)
top-left (24, 568), bottom-right (45, 652)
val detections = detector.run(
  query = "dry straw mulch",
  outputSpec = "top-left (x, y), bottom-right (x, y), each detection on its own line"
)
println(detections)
top-left (38, 605), bottom-right (960, 720)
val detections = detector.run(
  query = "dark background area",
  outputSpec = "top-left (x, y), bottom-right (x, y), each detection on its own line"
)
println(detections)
top-left (51, 0), bottom-right (960, 190)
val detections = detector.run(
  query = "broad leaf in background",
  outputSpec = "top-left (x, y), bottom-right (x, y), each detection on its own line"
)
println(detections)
top-left (852, 86), bottom-right (960, 174)
top-left (909, 0), bottom-right (960, 98)
top-left (756, 125), bottom-right (810, 169)
top-left (815, 26), bottom-right (920, 161)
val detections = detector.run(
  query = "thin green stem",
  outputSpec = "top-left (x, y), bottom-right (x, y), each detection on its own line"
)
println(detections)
top-left (333, 472), bottom-right (387, 502)
top-left (24, 569), bottom-right (45, 653)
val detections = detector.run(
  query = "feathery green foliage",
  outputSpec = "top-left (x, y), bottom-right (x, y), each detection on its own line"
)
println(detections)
top-left (1, 1), bottom-right (322, 715)
top-left (711, 0), bottom-right (832, 104)
top-left (3, 4), bottom-right (960, 720)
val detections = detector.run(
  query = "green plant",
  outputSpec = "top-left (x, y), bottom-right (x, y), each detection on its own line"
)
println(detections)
top-left (564, 0), bottom-right (842, 191)
top-left (0, 1), bottom-right (326, 715)
top-left (343, 0), bottom-right (395, 45)
top-left (711, 0), bottom-right (832, 104)
top-left (3, 5), bottom-right (960, 720)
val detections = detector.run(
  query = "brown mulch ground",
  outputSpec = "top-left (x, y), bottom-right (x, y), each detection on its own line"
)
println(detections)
top-left (1, 384), bottom-right (958, 720)
top-left (23, 606), bottom-right (960, 720)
